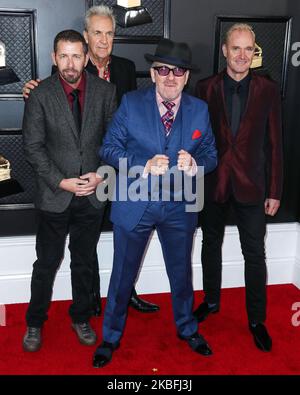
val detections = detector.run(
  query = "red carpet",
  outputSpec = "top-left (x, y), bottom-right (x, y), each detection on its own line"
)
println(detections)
top-left (0, 284), bottom-right (299, 375)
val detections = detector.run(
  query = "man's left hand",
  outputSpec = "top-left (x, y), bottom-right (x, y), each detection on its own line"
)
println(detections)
top-left (177, 149), bottom-right (193, 172)
top-left (76, 172), bottom-right (103, 196)
top-left (265, 198), bottom-right (280, 216)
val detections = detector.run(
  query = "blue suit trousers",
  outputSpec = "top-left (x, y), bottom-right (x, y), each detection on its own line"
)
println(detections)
top-left (102, 201), bottom-right (198, 344)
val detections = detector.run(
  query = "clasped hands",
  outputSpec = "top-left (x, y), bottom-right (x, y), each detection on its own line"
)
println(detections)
top-left (145, 150), bottom-right (193, 176)
top-left (59, 172), bottom-right (104, 196)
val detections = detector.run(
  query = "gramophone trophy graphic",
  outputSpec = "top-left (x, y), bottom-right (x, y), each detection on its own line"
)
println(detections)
top-left (249, 42), bottom-right (273, 81)
top-left (250, 43), bottom-right (263, 69)
top-left (0, 39), bottom-right (20, 85)
top-left (0, 38), bottom-right (23, 199)
top-left (113, 0), bottom-right (152, 28)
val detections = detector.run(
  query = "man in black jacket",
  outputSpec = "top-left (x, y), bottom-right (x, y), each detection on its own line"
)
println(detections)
top-left (22, 4), bottom-right (159, 316)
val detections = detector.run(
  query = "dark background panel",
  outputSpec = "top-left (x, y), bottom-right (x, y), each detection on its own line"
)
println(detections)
top-left (88, 0), bottom-right (168, 41)
top-left (0, 0), bottom-right (85, 127)
top-left (0, 0), bottom-right (299, 235)
top-left (0, 130), bottom-right (35, 205)
top-left (0, 9), bottom-right (37, 97)
top-left (215, 17), bottom-right (290, 94)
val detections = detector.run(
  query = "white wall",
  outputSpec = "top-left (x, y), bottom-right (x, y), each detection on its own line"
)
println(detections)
top-left (0, 223), bottom-right (299, 304)
top-left (294, 226), bottom-right (300, 289)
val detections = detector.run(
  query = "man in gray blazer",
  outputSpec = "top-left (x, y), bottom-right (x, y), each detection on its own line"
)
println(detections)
top-left (22, 30), bottom-right (116, 352)
top-left (22, 4), bottom-right (159, 316)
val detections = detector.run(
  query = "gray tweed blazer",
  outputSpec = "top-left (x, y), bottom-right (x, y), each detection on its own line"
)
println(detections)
top-left (22, 71), bottom-right (117, 212)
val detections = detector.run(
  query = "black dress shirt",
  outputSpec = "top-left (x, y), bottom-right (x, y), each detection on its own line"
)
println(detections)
top-left (223, 72), bottom-right (251, 134)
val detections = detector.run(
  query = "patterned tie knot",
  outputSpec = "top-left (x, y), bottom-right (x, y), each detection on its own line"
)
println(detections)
top-left (162, 101), bottom-right (175, 136)
top-left (162, 101), bottom-right (175, 112)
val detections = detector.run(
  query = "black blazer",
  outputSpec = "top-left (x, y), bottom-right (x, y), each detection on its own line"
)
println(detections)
top-left (86, 55), bottom-right (137, 104)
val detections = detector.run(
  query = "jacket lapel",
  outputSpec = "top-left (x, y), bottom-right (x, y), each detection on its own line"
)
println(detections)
top-left (51, 73), bottom-right (79, 141)
top-left (213, 75), bottom-right (230, 129)
top-left (145, 86), bottom-right (164, 153)
top-left (181, 93), bottom-right (193, 149)
top-left (231, 73), bottom-right (258, 141)
top-left (81, 72), bottom-right (96, 136)
top-left (238, 75), bottom-right (257, 130)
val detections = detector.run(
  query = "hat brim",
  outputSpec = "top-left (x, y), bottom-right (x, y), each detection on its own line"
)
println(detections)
top-left (145, 53), bottom-right (198, 70)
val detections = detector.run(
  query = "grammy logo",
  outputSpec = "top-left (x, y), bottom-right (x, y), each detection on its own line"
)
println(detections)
top-left (0, 155), bottom-right (11, 181)
top-left (117, 0), bottom-right (141, 7)
top-left (114, 0), bottom-right (152, 27)
top-left (250, 43), bottom-right (263, 69)
top-left (0, 40), bottom-right (6, 68)
top-left (0, 154), bottom-right (24, 198)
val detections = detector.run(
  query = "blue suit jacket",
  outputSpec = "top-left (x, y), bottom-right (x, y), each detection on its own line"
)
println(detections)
top-left (100, 86), bottom-right (217, 231)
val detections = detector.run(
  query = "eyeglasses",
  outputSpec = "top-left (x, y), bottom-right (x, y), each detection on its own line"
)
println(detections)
top-left (153, 65), bottom-right (187, 77)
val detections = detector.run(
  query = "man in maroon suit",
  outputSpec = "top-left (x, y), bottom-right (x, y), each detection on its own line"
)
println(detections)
top-left (194, 23), bottom-right (283, 352)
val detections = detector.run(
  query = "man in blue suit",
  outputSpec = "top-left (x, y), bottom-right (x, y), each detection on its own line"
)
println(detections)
top-left (93, 39), bottom-right (218, 367)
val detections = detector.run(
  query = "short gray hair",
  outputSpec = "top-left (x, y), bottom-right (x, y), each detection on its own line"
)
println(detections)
top-left (84, 5), bottom-right (116, 32)
top-left (224, 23), bottom-right (255, 44)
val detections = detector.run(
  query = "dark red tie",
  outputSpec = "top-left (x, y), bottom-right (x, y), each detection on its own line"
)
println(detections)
top-left (161, 101), bottom-right (175, 136)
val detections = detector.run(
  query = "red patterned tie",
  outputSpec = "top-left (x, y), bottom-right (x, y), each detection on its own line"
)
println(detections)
top-left (161, 101), bottom-right (175, 136)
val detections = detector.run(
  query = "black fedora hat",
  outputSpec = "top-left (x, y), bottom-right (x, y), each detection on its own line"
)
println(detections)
top-left (145, 38), bottom-right (198, 70)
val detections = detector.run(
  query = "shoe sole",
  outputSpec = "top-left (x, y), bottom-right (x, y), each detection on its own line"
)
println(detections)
top-left (177, 334), bottom-right (213, 356)
top-left (253, 337), bottom-right (272, 352)
top-left (129, 304), bottom-right (160, 313)
top-left (23, 342), bottom-right (41, 352)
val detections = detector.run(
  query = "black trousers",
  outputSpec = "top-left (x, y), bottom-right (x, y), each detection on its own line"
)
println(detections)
top-left (26, 196), bottom-right (105, 327)
top-left (91, 204), bottom-right (109, 295)
top-left (200, 198), bottom-right (267, 324)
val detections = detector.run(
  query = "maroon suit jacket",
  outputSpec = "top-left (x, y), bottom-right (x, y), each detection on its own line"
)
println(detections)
top-left (195, 70), bottom-right (283, 204)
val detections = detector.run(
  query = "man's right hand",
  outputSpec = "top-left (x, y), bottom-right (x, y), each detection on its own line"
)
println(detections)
top-left (145, 154), bottom-right (169, 176)
top-left (22, 79), bottom-right (41, 99)
top-left (59, 178), bottom-right (89, 194)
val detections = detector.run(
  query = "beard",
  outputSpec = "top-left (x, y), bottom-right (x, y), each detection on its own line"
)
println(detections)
top-left (60, 68), bottom-right (82, 84)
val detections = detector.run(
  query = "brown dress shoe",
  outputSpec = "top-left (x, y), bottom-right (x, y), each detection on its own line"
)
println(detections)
top-left (72, 322), bottom-right (97, 345)
top-left (23, 327), bottom-right (42, 352)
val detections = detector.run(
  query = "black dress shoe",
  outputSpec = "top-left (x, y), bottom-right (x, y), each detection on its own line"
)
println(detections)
top-left (193, 302), bottom-right (219, 323)
top-left (92, 292), bottom-right (102, 317)
top-left (129, 288), bottom-right (160, 313)
top-left (249, 323), bottom-right (272, 352)
top-left (93, 341), bottom-right (120, 368)
top-left (178, 332), bottom-right (213, 356)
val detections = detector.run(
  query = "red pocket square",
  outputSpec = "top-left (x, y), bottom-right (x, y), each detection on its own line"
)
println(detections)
top-left (192, 129), bottom-right (202, 140)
